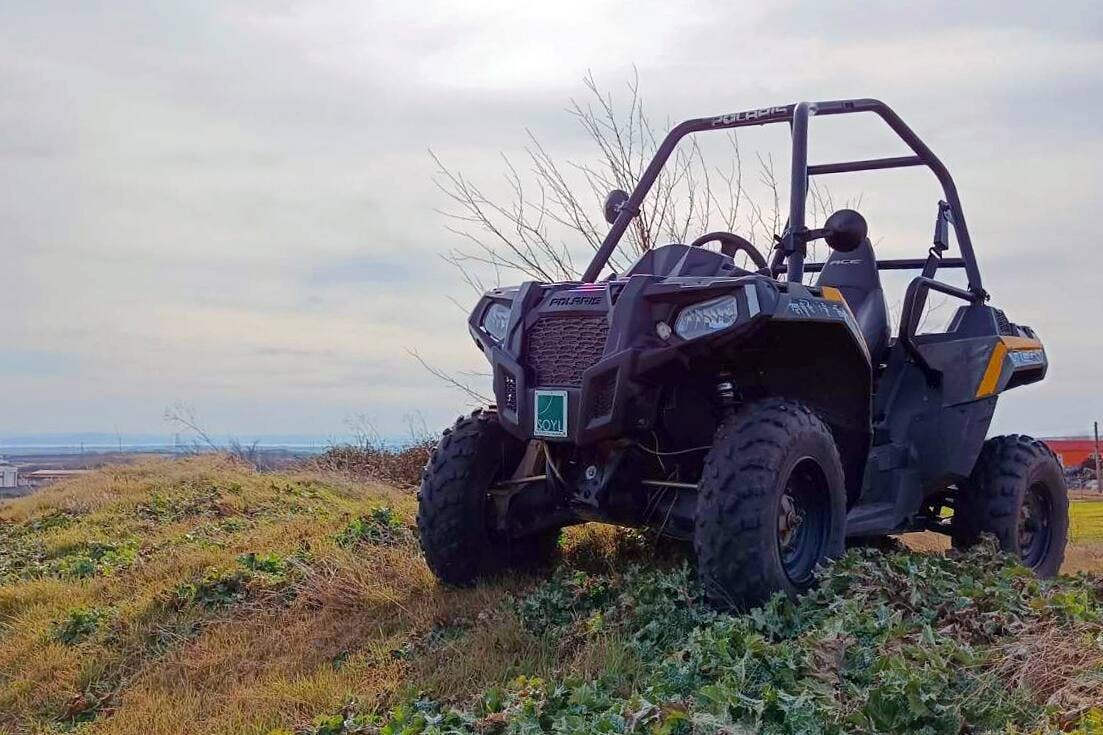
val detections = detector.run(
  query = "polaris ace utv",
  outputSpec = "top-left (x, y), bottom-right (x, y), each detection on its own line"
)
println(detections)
top-left (418, 98), bottom-right (1067, 608)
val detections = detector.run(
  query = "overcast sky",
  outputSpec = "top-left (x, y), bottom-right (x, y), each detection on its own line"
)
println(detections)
top-left (2, 1), bottom-right (1101, 440)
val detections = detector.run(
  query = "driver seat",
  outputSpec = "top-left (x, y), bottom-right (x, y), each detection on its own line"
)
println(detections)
top-left (815, 238), bottom-right (891, 361)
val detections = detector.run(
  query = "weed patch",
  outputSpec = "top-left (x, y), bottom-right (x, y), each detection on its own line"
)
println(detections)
top-left (49, 606), bottom-right (109, 646)
top-left (135, 479), bottom-right (223, 522)
top-left (305, 542), bottom-right (1103, 735)
top-left (334, 507), bottom-right (406, 548)
top-left (170, 566), bottom-right (254, 609)
top-left (49, 539), bottom-right (139, 579)
top-left (0, 522), bottom-right (47, 583)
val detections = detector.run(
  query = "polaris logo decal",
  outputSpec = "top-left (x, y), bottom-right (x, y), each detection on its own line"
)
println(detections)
top-left (712, 106), bottom-right (789, 126)
top-left (826, 259), bottom-right (863, 266)
top-left (534, 390), bottom-right (568, 438)
top-left (547, 293), bottom-right (604, 308)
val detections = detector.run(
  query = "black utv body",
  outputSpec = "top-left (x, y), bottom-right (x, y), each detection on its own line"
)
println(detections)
top-left (418, 99), bottom-right (1067, 608)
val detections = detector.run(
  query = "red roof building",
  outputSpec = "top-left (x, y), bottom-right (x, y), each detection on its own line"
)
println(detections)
top-left (1042, 438), bottom-right (1099, 468)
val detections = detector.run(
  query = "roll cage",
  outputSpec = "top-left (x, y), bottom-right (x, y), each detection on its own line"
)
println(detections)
top-left (581, 98), bottom-right (987, 309)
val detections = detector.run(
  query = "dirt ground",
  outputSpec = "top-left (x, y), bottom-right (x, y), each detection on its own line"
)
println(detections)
top-left (905, 495), bottom-right (1103, 573)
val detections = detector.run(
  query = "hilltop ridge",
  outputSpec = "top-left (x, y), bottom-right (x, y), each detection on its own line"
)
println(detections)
top-left (0, 458), bottom-right (1101, 734)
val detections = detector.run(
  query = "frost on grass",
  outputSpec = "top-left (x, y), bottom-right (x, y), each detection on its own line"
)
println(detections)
top-left (302, 542), bottom-right (1103, 735)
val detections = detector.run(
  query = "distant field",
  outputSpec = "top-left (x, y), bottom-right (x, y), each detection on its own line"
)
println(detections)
top-left (1071, 498), bottom-right (1103, 542)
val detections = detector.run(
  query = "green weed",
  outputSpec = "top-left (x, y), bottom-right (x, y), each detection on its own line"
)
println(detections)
top-left (305, 541), bottom-right (1103, 735)
top-left (334, 507), bottom-right (405, 547)
top-left (49, 607), bottom-right (109, 646)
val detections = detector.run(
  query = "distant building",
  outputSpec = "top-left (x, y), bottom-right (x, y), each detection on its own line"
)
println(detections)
top-left (23, 469), bottom-right (91, 486)
top-left (0, 460), bottom-right (16, 488)
top-left (1042, 438), bottom-right (1099, 468)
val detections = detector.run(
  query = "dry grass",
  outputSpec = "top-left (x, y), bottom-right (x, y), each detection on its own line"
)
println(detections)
top-left (0, 457), bottom-right (418, 733)
top-left (990, 620), bottom-right (1103, 728)
top-left (0, 458), bottom-right (642, 734)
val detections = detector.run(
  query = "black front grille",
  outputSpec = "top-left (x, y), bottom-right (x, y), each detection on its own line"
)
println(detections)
top-left (525, 316), bottom-right (608, 387)
top-left (993, 309), bottom-right (1014, 336)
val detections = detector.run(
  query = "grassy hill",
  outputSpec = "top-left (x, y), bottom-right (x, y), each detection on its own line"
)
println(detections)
top-left (1, 458), bottom-right (1101, 734)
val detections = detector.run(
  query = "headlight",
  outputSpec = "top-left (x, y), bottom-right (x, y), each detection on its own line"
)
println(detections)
top-left (481, 303), bottom-right (511, 341)
top-left (674, 295), bottom-right (739, 340)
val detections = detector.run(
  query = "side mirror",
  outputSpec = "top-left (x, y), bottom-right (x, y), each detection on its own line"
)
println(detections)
top-left (823, 209), bottom-right (868, 252)
top-left (603, 189), bottom-right (630, 225)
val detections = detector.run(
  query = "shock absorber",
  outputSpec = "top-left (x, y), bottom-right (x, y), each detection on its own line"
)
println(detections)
top-left (715, 370), bottom-right (739, 413)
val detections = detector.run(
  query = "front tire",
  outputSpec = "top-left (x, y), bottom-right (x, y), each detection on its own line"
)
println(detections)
top-left (417, 409), bottom-right (560, 585)
top-left (952, 434), bottom-right (1068, 577)
top-left (694, 399), bottom-right (847, 609)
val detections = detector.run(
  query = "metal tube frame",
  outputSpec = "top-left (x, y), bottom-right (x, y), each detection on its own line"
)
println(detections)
top-left (581, 98), bottom-right (985, 300)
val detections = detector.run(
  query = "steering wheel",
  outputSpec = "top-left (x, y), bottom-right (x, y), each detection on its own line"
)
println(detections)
top-left (688, 232), bottom-right (769, 270)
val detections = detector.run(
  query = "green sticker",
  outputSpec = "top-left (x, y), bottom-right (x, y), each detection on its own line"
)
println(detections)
top-left (534, 390), bottom-right (568, 438)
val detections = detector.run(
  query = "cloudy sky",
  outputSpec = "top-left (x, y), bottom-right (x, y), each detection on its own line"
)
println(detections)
top-left (2, 0), bottom-right (1101, 440)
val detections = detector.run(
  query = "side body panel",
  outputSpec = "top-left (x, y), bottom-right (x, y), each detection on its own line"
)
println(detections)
top-left (849, 303), bottom-right (1047, 535)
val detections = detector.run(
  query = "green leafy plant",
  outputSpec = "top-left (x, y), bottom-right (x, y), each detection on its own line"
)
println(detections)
top-left (49, 607), bottom-right (108, 646)
top-left (238, 551), bottom-right (288, 576)
top-left (171, 567), bottom-right (252, 608)
top-left (306, 541), bottom-right (1103, 735)
top-left (50, 540), bottom-right (139, 579)
top-left (334, 507), bottom-right (405, 548)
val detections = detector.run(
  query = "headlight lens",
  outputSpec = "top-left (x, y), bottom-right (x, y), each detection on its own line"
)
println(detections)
top-left (481, 303), bottom-right (511, 341)
top-left (674, 295), bottom-right (739, 340)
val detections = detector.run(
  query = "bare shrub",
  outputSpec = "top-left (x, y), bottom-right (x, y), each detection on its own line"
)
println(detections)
top-left (164, 402), bottom-right (271, 470)
top-left (432, 69), bottom-right (786, 293)
top-left (310, 414), bottom-right (434, 489)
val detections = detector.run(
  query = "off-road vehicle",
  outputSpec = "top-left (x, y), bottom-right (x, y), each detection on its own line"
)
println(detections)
top-left (418, 98), bottom-right (1067, 608)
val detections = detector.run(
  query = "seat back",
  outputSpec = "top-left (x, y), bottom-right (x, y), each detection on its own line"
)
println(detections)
top-left (815, 239), bottom-right (891, 361)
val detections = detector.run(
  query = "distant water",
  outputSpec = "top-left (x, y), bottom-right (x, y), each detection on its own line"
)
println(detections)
top-left (0, 432), bottom-right (420, 457)
top-left (0, 433), bottom-right (355, 457)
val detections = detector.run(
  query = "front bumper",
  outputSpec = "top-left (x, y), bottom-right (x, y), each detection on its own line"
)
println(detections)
top-left (490, 343), bottom-right (652, 444)
top-left (470, 274), bottom-right (776, 445)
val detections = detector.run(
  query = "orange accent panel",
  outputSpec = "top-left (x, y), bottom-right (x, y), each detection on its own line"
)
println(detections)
top-left (1000, 336), bottom-right (1043, 351)
top-left (976, 341), bottom-right (1008, 397)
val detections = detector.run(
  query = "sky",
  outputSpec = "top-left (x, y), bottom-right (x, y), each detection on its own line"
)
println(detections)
top-left (1, 0), bottom-right (1102, 440)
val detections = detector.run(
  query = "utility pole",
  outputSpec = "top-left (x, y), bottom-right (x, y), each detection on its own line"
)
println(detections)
top-left (1095, 421), bottom-right (1101, 494)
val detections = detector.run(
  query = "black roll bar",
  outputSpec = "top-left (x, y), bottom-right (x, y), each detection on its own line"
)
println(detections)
top-left (580, 98), bottom-right (985, 300)
top-left (771, 257), bottom-right (967, 276)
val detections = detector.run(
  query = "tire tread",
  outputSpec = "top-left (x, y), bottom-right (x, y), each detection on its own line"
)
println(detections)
top-left (694, 398), bottom-right (846, 609)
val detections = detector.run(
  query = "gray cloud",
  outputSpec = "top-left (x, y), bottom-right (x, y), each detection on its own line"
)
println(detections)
top-left (1, 0), bottom-right (1100, 438)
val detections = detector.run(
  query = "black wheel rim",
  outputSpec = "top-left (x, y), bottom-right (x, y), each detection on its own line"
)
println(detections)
top-left (1019, 481), bottom-right (1053, 569)
top-left (777, 457), bottom-right (831, 586)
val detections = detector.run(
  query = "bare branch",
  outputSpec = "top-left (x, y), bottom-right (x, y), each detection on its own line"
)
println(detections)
top-left (407, 349), bottom-right (492, 405)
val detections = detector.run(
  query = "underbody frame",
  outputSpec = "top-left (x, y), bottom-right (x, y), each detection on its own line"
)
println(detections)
top-left (465, 98), bottom-right (1048, 543)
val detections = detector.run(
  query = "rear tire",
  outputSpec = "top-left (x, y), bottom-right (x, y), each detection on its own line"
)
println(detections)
top-left (694, 399), bottom-right (847, 609)
top-left (952, 434), bottom-right (1068, 577)
top-left (417, 409), bottom-right (560, 585)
